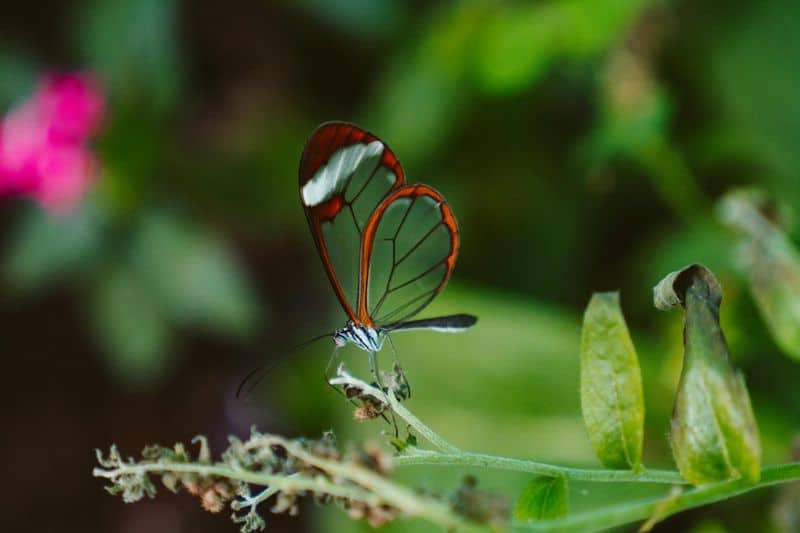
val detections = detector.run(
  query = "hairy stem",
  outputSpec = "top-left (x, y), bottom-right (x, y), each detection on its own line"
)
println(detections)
top-left (394, 449), bottom-right (686, 484)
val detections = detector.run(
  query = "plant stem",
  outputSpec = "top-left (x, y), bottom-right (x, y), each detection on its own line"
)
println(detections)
top-left (394, 449), bottom-right (686, 484)
top-left (511, 462), bottom-right (800, 532)
top-left (332, 367), bottom-right (684, 484)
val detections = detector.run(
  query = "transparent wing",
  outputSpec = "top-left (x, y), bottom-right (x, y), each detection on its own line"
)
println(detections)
top-left (357, 185), bottom-right (459, 327)
top-left (299, 122), bottom-right (404, 321)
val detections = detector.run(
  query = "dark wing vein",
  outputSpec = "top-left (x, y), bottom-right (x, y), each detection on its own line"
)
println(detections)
top-left (376, 288), bottom-right (438, 324)
top-left (388, 257), bottom-right (448, 292)
top-left (370, 197), bottom-right (417, 316)
top-left (348, 157), bottom-right (383, 205)
top-left (395, 220), bottom-right (444, 266)
top-left (347, 204), bottom-right (361, 235)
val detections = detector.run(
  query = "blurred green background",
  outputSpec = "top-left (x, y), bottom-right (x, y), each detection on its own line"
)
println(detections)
top-left (1, 0), bottom-right (799, 532)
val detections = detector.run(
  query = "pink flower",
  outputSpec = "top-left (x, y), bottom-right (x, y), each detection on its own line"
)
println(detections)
top-left (0, 72), bottom-right (104, 215)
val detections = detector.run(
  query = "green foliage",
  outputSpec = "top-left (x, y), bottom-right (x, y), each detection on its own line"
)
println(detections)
top-left (473, 0), bottom-right (643, 95)
top-left (514, 475), bottom-right (568, 521)
top-left (711, 0), bottom-right (800, 206)
top-left (472, 4), bottom-right (558, 95)
top-left (4, 203), bottom-right (104, 291)
top-left (654, 265), bottom-right (761, 485)
top-left (580, 292), bottom-right (644, 471)
top-left (129, 211), bottom-right (260, 335)
top-left (78, 0), bottom-right (181, 108)
top-left (3, 204), bottom-right (260, 385)
top-left (89, 210), bottom-right (259, 383)
top-left (718, 189), bottom-right (800, 361)
top-left (4, 0), bottom-right (800, 530)
top-left (90, 261), bottom-right (174, 382)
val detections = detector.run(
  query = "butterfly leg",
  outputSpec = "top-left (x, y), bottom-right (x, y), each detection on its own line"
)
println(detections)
top-left (324, 344), bottom-right (341, 381)
top-left (324, 345), bottom-right (357, 406)
top-left (369, 351), bottom-right (399, 437)
top-left (385, 334), bottom-right (410, 400)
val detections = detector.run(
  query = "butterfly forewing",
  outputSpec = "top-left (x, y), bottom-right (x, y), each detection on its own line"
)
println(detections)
top-left (299, 122), bottom-right (405, 321)
top-left (358, 185), bottom-right (459, 327)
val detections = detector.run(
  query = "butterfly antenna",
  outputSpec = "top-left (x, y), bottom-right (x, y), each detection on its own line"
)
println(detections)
top-left (236, 331), bottom-right (333, 400)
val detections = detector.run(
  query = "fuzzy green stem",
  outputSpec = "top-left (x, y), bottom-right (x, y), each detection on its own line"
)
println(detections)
top-left (394, 449), bottom-right (686, 484)
top-left (511, 462), bottom-right (800, 532)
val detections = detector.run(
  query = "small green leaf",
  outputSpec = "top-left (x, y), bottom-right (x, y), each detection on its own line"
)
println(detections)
top-left (718, 188), bottom-right (800, 362)
top-left (580, 292), bottom-right (644, 470)
top-left (654, 264), bottom-right (761, 485)
top-left (513, 475), bottom-right (568, 521)
top-left (389, 437), bottom-right (408, 453)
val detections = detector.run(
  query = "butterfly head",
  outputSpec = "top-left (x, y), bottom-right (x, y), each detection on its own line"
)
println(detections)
top-left (333, 322), bottom-right (384, 352)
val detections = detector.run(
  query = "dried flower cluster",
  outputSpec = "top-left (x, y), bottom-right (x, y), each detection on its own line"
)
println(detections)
top-left (340, 362), bottom-right (411, 422)
top-left (94, 429), bottom-right (401, 532)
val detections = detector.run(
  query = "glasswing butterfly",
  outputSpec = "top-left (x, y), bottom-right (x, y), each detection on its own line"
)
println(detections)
top-left (237, 122), bottom-right (476, 400)
top-left (299, 122), bottom-right (476, 382)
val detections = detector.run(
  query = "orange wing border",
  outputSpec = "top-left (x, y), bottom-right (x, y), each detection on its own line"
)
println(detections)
top-left (357, 184), bottom-right (459, 327)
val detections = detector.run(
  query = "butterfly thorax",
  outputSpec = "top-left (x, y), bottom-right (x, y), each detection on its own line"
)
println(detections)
top-left (333, 322), bottom-right (384, 352)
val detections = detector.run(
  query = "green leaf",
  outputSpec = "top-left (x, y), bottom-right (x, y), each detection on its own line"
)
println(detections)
top-left (4, 203), bottom-right (104, 291)
top-left (131, 211), bottom-right (261, 336)
top-left (513, 475), bottom-right (568, 521)
top-left (718, 188), bottom-right (800, 361)
top-left (90, 263), bottom-right (173, 385)
top-left (654, 264), bottom-right (762, 485)
top-left (580, 292), bottom-right (644, 470)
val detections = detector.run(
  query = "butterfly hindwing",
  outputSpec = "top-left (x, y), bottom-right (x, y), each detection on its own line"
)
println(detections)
top-left (358, 185), bottom-right (459, 327)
